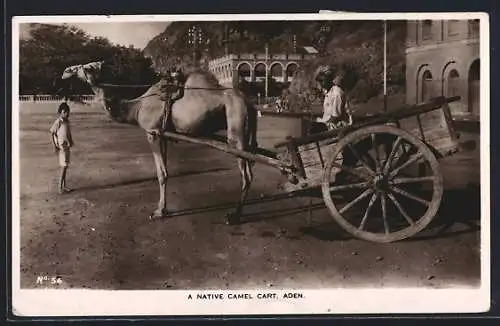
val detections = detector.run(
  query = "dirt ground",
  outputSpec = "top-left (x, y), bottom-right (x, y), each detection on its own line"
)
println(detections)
top-left (17, 102), bottom-right (482, 290)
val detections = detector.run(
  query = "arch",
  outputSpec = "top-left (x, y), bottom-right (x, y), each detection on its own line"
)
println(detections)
top-left (468, 58), bottom-right (480, 114)
top-left (446, 69), bottom-right (460, 97)
top-left (254, 62), bottom-right (267, 78)
top-left (415, 64), bottom-right (430, 103)
top-left (468, 58), bottom-right (480, 80)
top-left (270, 62), bottom-right (284, 78)
top-left (285, 62), bottom-right (299, 77)
top-left (419, 69), bottom-right (433, 103)
top-left (237, 62), bottom-right (251, 78)
top-left (236, 61), bottom-right (251, 70)
top-left (441, 60), bottom-right (460, 96)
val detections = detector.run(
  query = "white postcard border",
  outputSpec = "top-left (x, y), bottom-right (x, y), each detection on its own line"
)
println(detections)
top-left (11, 12), bottom-right (491, 316)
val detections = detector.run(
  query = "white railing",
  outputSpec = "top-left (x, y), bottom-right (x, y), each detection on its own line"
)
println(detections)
top-left (19, 94), bottom-right (96, 103)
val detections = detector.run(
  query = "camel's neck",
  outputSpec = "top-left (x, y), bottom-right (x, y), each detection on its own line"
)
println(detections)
top-left (90, 85), bottom-right (105, 101)
top-left (90, 84), bottom-right (139, 125)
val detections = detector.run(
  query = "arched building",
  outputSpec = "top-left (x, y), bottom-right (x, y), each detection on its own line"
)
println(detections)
top-left (208, 49), bottom-right (317, 88)
top-left (405, 19), bottom-right (480, 119)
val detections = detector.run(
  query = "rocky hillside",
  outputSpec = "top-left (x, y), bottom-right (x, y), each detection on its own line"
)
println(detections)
top-left (143, 20), bottom-right (407, 103)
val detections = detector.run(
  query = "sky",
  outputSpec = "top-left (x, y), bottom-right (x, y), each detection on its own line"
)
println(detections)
top-left (20, 22), bottom-right (171, 49)
top-left (71, 22), bottom-right (171, 49)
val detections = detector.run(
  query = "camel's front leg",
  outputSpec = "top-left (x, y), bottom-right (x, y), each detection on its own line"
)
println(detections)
top-left (147, 133), bottom-right (169, 220)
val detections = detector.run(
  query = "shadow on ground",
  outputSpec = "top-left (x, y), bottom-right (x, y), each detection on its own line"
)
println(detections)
top-left (75, 167), bottom-right (231, 192)
top-left (139, 183), bottom-right (481, 243)
top-left (253, 184), bottom-right (480, 243)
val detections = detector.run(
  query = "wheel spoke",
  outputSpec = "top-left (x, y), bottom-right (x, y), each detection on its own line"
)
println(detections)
top-left (329, 181), bottom-right (371, 192)
top-left (347, 144), bottom-right (376, 176)
top-left (383, 136), bottom-right (402, 173)
top-left (389, 152), bottom-right (424, 178)
top-left (331, 162), bottom-right (372, 180)
top-left (387, 193), bottom-right (414, 226)
top-left (339, 188), bottom-right (373, 214)
top-left (391, 176), bottom-right (438, 185)
top-left (371, 133), bottom-right (382, 173)
top-left (391, 186), bottom-right (430, 206)
top-left (381, 194), bottom-right (389, 234)
top-left (359, 192), bottom-right (378, 230)
top-left (391, 142), bottom-right (412, 169)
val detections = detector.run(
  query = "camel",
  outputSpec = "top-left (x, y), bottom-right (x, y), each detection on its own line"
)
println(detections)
top-left (60, 61), bottom-right (258, 225)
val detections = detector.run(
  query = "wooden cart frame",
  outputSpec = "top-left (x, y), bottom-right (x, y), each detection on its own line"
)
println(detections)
top-left (161, 96), bottom-right (476, 243)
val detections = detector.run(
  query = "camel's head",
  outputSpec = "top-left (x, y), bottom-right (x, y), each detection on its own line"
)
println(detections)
top-left (61, 61), bottom-right (104, 86)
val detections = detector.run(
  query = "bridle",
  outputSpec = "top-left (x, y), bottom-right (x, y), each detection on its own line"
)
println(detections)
top-left (95, 82), bottom-right (237, 103)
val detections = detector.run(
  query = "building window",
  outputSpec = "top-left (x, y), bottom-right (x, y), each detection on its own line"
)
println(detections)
top-left (254, 63), bottom-right (267, 80)
top-left (447, 20), bottom-right (460, 37)
top-left (270, 63), bottom-right (283, 79)
top-left (468, 59), bottom-right (480, 114)
top-left (414, 21), bottom-right (419, 44)
top-left (420, 70), bottom-right (433, 102)
top-left (422, 20), bottom-right (433, 41)
top-left (468, 19), bottom-right (480, 38)
top-left (447, 69), bottom-right (460, 97)
top-left (286, 63), bottom-right (298, 77)
top-left (237, 63), bottom-right (251, 78)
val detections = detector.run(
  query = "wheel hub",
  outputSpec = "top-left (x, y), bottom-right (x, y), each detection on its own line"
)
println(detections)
top-left (372, 173), bottom-right (390, 192)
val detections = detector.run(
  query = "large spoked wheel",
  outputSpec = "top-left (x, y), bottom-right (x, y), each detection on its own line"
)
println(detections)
top-left (321, 125), bottom-right (443, 243)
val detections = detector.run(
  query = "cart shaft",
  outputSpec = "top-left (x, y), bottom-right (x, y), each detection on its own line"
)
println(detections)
top-left (159, 130), bottom-right (292, 172)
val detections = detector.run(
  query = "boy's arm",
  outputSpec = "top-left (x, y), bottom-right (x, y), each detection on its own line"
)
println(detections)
top-left (49, 120), bottom-right (60, 151)
top-left (50, 132), bottom-right (59, 151)
top-left (66, 122), bottom-right (74, 147)
top-left (68, 127), bottom-right (74, 147)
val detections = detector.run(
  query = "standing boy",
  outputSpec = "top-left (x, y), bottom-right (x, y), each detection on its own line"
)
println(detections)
top-left (50, 102), bottom-right (74, 194)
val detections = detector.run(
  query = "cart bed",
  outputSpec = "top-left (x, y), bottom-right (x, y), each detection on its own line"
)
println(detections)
top-left (275, 96), bottom-right (470, 193)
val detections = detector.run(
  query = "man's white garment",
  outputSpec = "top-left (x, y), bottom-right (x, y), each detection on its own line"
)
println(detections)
top-left (318, 85), bottom-right (346, 123)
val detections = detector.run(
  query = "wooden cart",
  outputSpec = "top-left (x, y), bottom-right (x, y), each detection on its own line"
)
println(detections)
top-left (162, 96), bottom-right (476, 243)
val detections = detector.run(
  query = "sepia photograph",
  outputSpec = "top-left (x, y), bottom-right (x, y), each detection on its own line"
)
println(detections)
top-left (11, 12), bottom-right (490, 316)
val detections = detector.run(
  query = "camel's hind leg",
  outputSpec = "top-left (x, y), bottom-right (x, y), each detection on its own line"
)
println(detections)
top-left (147, 133), bottom-right (169, 220)
top-left (226, 156), bottom-right (253, 225)
top-left (225, 123), bottom-right (254, 225)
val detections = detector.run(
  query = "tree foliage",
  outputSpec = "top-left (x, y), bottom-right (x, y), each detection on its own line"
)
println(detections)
top-left (144, 20), bottom-right (407, 107)
top-left (19, 24), bottom-right (158, 94)
top-left (287, 21), bottom-right (406, 109)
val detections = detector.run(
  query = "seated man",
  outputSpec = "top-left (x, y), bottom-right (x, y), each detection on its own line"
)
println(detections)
top-left (315, 71), bottom-right (359, 180)
top-left (316, 74), bottom-right (352, 130)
